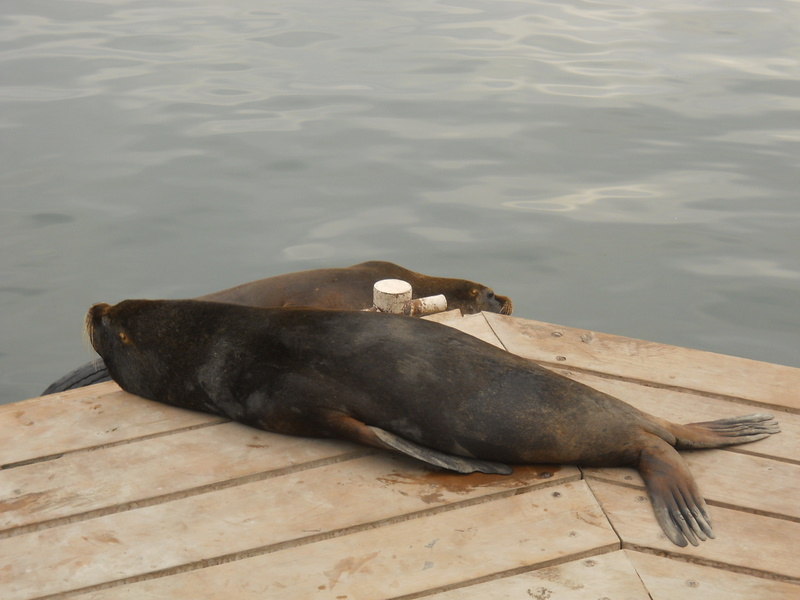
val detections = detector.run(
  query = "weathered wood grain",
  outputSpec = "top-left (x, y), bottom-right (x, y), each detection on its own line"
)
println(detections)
top-left (0, 422), bottom-right (359, 534)
top-left (1, 382), bottom-right (223, 468)
top-left (68, 482), bottom-right (618, 600)
top-left (588, 480), bottom-right (800, 583)
top-left (627, 550), bottom-right (800, 600)
top-left (424, 550), bottom-right (651, 599)
top-left (485, 313), bottom-right (800, 412)
top-left (2, 457), bottom-right (578, 600)
top-left (437, 312), bottom-right (507, 348)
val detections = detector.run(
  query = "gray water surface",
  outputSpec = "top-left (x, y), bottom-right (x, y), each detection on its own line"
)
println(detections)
top-left (2, 0), bottom-right (799, 404)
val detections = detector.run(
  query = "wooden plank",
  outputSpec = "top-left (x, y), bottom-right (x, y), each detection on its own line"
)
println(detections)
top-left (437, 313), bottom-right (507, 349)
top-left (626, 550), bottom-right (800, 600)
top-left (422, 309), bottom-right (465, 324)
top-left (588, 480), bottom-right (800, 583)
top-left (0, 382), bottom-right (223, 468)
top-left (585, 449), bottom-right (799, 521)
top-left (68, 481), bottom-right (618, 600)
top-left (424, 550), bottom-right (650, 599)
top-left (0, 423), bottom-right (358, 534)
top-left (2, 457), bottom-right (579, 600)
top-left (559, 370), bottom-right (800, 463)
top-left (484, 313), bottom-right (800, 412)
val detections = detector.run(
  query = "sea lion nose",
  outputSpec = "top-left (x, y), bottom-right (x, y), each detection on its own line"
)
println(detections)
top-left (89, 302), bottom-right (111, 320)
top-left (86, 303), bottom-right (112, 340)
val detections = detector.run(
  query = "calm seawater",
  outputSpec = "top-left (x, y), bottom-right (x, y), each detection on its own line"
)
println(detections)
top-left (2, 0), bottom-right (799, 404)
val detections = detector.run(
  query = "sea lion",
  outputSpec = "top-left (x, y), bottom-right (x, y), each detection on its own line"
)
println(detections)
top-left (43, 261), bottom-right (512, 394)
top-left (199, 261), bottom-right (513, 315)
top-left (87, 299), bottom-right (779, 547)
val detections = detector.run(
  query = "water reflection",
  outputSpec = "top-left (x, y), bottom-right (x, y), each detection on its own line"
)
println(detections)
top-left (1, 0), bottom-right (798, 402)
top-left (504, 185), bottom-right (660, 214)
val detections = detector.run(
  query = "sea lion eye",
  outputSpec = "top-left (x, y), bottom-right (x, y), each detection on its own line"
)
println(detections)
top-left (487, 290), bottom-right (494, 299)
top-left (118, 331), bottom-right (130, 344)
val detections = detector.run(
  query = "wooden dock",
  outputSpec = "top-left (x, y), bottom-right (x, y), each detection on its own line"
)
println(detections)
top-left (2, 311), bottom-right (799, 599)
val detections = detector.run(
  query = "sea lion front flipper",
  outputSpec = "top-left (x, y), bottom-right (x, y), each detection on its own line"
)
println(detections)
top-left (367, 425), bottom-right (513, 475)
top-left (317, 410), bottom-right (512, 475)
top-left (637, 436), bottom-right (714, 547)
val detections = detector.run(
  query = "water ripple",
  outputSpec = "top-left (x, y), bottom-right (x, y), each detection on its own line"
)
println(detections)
top-left (1, 0), bottom-right (799, 402)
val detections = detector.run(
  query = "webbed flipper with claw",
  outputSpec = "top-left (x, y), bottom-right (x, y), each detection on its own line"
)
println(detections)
top-left (637, 436), bottom-right (714, 547)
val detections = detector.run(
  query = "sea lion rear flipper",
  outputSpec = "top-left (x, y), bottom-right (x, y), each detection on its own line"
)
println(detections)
top-left (670, 413), bottom-right (780, 449)
top-left (368, 426), bottom-right (513, 475)
top-left (43, 359), bottom-right (111, 395)
top-left (637, 436), bottom-right (714, 547)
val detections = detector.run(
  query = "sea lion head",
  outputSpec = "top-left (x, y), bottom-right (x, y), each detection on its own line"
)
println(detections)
top-left (447, 284), bottom-right (513, 316)
top-left (344, 261), bottom-right (513, 315)
top-left (87, 300), bottom-right (168, 400)
top-left (86, 300), bottom-right (220, 410)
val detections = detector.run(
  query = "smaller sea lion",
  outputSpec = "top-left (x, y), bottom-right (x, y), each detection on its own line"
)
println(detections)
top-left (198, 261), bottom-right (512, 315)
top-left (87, 299), bottom-right (780, 547)
top-left (43, 261), bottom-right (511, 394)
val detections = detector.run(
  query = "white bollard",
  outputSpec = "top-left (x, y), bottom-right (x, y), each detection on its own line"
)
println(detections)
top-left (373, 279), bottom-right (412, 313)
top-left (371, 279), bottom-right (448, 316)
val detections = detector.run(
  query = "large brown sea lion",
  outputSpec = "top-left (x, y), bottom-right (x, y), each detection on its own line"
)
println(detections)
top-left (42, 261), bottom-right (512, 394)
top-left (87, 299), bottom-right (779, 547)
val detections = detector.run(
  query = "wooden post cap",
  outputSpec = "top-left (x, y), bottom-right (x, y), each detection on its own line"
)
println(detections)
top-left (373, 279), bottom-right (413, 313)
top-left (372, 279), bottom-right (447, 315)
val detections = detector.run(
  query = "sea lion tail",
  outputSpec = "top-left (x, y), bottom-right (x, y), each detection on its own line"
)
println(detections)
top-left (668, 413), bottom-right (780, 449)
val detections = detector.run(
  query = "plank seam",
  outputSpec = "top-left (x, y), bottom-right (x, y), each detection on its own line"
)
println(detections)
top-left (27, 474), bottom-right (582, 600)
top-left (622, 545), bottom-right (800, 586)
top-left (622, 549), bottom-right (657, 600)
top-left (1, 417), bottom-right (230, 471)
top-left (533, 362), bottom-right (798, 416)
top-left (478, 312), bottom-right (510, 352)
top-left (724, 444), bottom-right (800, 467)
top-left (580, 466), bottom-right (626, 545)
top-left (0, 449), bottom-right (374, 540)
top-left (583, 473), bottom-right (800, 524)
top-left (384, 542), bottom-right (621, 600)
top-left (483, 314), bottom-right (800, 409)
top-left (481, 315), bottom-right (798, 415)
